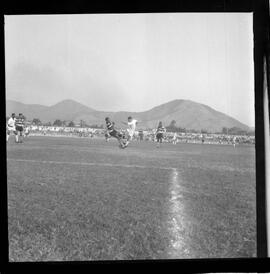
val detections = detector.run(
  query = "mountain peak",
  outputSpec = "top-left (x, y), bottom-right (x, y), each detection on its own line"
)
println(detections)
top-left (51, 99), bottom-right (88, 107)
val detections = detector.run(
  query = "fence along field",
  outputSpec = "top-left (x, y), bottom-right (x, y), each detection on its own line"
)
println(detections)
top-left (7, 136), bottom-right (256, 260)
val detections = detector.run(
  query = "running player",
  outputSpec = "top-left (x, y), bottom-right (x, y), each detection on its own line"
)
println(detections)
top-left (156, 121), bottom-right (166, 148)
top-left (15, 113), bottom-right (25, 143)
top-left (6, 113), bottom-right (17, 143)
top-left (121, 116), bottom-right (138, 147)
top-left (105, 117), bottom-right (126, 148)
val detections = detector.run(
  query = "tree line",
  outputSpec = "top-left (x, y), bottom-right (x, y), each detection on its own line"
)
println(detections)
top-left (31, 118), bottom-right (104, 129)
top-left (165, 120), bottom-right (254, 136)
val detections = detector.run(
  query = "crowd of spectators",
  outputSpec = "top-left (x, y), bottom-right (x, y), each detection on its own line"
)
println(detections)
top-left (28, 125), bottom-right (255, 145)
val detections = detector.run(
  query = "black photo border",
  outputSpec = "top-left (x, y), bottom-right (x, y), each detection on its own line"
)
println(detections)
top-left (0, 0), bottom-right (269, 272)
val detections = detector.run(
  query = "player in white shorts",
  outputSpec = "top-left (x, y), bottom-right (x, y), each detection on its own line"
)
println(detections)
top-left (121, 116), bottom-right (138, 147)
top-left (232, 136), bottom-right (236, 148)
top-left (6, 113), bottom-right (18, 143)
top-left (172, 132), bottom-right (178, 145)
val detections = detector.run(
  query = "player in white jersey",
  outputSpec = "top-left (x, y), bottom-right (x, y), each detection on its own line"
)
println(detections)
top-left (121, 116), bottom-right (138, 147)
top-left (172, 132), bottom-right (178, 145)
top-left (232, 136), bottom-right (236, 148)
top-left (6, 113), bottom-right (18, 143)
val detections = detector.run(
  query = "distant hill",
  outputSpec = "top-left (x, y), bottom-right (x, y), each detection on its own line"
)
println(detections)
top-left (6, 99), bottom-right (98, 123)
top-left (6, 99), bottom-right (250, 132)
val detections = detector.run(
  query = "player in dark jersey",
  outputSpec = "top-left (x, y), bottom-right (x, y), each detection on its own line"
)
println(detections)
top-left (138, 130), bottom-right (144, 141)
top-left (15, 113), bottom-right (25, 143)
top-left (105, 117), bottom-right (127, 148)
top-left (156, 121), bottom-right (166, 148)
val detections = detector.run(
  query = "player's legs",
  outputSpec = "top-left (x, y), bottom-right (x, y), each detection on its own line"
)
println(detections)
top-left (18, 130), bottom-right (23, 143)
top-left (15, 126), bottom-right (19, 143)
top-left (117, 137), bottom-right (125, 147)
top-left (7, 127), bottom-right (15, 142)
top-left (118, 131), bottom-right (128, 148)
top-left (126, 133), bottom-right (131, 144)
top-left (156, 134), bottom-right (160, 147)
top-left (110, 130), bottom-right (126, 148)
top-left (6, 129), bottom-right (10, 142)
top-left (18, 129), bottom-right (22, 142)
top-left (124, 130), bottom-right (133, 147)
top-left (16, 126), bottom-right (23, 143)
top-left (157, 133), bottom-right (163, 147)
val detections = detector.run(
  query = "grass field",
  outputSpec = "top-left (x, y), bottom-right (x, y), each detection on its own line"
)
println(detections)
top-left (6, 136), bottom-right (256, 261)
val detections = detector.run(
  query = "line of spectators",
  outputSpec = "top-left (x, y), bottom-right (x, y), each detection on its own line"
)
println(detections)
top-left (28, 125), bottom-right (255, 145)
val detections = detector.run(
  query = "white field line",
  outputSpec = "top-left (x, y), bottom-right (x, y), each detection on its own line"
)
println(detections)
top-left (6, 158), bottom-right (176, 171)
top-left (167, 168), bottom-right (190, 258)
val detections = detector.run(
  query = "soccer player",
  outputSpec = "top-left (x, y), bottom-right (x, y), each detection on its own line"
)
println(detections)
top-left (15, 113), bottom-right (25, 143)
top-left (121, 116), bottom-right (138, 147)
top-left (139, 130), bottom-right (144, 141)
top-left (201, 134), bottom-right (205, 144)
top-left (232, 136), bottom-right (236, 148)
top-left (172, 132), bottom-right (178, 145)
top-left (6, 113), bottom-right (17, 143)
top-left (156, 121), bottom-right (166, 148)
top-left (105, 117), bottom-right (126, 148)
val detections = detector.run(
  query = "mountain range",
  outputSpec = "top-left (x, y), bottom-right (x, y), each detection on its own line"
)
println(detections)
top-left (6, 99), bottom-right (251, 132)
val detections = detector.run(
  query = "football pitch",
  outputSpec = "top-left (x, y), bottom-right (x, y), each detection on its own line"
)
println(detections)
top-left (6, 136), bottom-right (256, 261)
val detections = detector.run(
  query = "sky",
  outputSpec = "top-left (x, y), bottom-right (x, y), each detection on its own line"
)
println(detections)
top-left (5, 13), bottom-right (254, 126)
